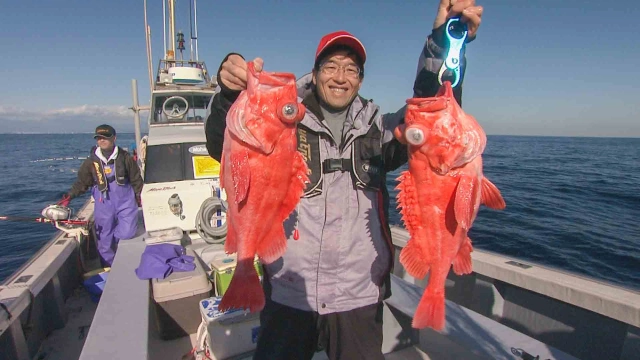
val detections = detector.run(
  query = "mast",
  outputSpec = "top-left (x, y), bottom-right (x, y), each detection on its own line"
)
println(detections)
top-left (143, 0), bottom-right (153, 94)
top-left (167, 0), bottom-right (176, 60)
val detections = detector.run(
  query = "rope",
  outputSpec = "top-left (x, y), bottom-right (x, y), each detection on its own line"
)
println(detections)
top-left (195, 196), bottom-right (227, 244)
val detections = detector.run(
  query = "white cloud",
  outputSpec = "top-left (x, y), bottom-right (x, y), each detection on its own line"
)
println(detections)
top-left (46, 105), bottom-right (131, 118)
top-left (0, 105), bottom-right (149, 133)
top-left (0, 104), bottom-right (143, 121)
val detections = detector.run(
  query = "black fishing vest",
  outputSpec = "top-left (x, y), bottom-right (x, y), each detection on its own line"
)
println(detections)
top-left (89, 147), bottom-right (129, 193)
top-left (297, 120), bottom-right (385, 198)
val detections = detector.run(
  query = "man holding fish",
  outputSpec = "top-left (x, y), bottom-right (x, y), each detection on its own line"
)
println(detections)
top-left (206, 0), bottom-right (485, 359)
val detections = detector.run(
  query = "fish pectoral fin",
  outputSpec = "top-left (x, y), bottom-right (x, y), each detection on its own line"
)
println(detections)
top-left (454, 175), bottom-right (480, 229)
top-left (256, 224), bottom-right (286, 265)
top-left (230, 149), bottom-right (251, 204)
top-left (399, 240), bottom-right (430, 279)
top-left (393, 124), bottom-right (407, 144)
top-left (278, 152), bottom-right (309, 220)
top-left (452, 236), bottom-right (473, 275)
top-left (481, 177), bottom-right (506, 210)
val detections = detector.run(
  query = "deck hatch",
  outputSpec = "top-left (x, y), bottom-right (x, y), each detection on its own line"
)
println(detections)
top-left (14, 275), bottom-right (32, 284)
top-left (506, 260), bottom-right (532, 269)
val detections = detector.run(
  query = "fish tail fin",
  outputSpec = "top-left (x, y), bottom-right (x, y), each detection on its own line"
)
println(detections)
top-left (218, 258), bottom-right (264, 313)
top-left (452, 236), bottom-right (473, 275)
top-left (481, 177), bottom-right (506, 210)
top-left (256, 225), bottom-right (286, 264)
top-left (413, 291), bottom-right (446, 330)
top-left (399, 240), bottom-right (430, 279)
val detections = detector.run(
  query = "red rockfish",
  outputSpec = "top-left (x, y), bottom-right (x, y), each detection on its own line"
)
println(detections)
top-left (393, 81), bottom-right (506, 330)
top-left (219, 62), bottom-right (309, 313)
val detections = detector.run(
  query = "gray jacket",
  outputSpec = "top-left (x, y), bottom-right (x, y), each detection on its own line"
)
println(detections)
top-left (205, 31), bottom-right (466, 314)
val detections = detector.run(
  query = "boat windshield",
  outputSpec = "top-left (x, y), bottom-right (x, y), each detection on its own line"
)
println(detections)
top-left (151, 92), bottom-right (212, 124)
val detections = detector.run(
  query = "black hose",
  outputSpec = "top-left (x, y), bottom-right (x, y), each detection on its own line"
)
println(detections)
top-left (195, 196), bottom-right (228, 244)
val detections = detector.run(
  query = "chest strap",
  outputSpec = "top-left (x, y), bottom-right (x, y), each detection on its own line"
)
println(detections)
top-left (322, 158), bottom-right (352, 174)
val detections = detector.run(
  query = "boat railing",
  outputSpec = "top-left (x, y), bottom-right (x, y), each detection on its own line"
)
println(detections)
top-left (153, 59), bottom-right (216, 90)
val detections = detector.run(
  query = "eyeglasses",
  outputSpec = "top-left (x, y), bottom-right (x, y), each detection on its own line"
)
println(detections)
top-left (320, 61), bottom-right (361, 78)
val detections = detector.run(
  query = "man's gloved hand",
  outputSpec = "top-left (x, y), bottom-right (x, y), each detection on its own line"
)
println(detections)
top-left (56, 194), bottom-right (71, 207)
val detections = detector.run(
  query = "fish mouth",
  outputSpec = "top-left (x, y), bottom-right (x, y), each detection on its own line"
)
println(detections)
top-left (428, 159), bottom-right (451, 175)
top-left (435, 164), bottom-right (450, 175)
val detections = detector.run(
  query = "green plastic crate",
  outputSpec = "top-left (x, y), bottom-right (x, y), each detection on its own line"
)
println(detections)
top-left (211, 255), bottom-right (262, 296)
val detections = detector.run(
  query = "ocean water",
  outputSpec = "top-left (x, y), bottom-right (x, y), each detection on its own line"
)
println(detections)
top-left (1, 134), bottom-right (639, 291)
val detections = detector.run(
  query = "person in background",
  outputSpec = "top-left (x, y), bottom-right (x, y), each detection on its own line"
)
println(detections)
top-left (54, 124), bottom-right (143, 266)
top-left (205, 0), bottom-right (483, 358)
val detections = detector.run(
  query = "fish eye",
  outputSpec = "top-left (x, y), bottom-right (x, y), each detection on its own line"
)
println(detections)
top-left (405, 127), bottom-right (425, 146)
top-left (278, 102), bottom-right (300, 123)
top-left (280, 103), bottom-right (298, 121)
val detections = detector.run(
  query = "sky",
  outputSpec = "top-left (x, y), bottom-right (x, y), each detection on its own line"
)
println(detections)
top-left (0, 0), bottom-right (638, 137)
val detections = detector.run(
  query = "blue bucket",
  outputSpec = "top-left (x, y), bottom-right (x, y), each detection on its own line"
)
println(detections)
top-left (83, 272), bottom-right (109, 303)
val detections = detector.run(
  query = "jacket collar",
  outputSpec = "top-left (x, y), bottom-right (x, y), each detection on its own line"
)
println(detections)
top-left (93, 146), bottom-right (119, 164)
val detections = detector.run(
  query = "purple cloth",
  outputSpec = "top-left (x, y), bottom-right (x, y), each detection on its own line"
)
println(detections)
top-left (135, 243), bottom-right (196, 280)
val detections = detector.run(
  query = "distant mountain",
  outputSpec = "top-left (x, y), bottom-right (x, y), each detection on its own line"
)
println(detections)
top-left (0, 105), bottom-right (150, 134)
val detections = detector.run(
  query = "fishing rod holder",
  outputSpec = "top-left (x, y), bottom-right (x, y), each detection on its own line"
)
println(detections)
top-left (41, 204), bottom-right (90, 242)
top-left (54, 221), bottom-right (90, 242)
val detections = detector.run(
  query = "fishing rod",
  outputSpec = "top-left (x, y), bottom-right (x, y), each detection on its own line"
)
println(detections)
top-left (0, 216), bottom-right (88, 226)
top-left (1, 205), bottom-right (89, 226)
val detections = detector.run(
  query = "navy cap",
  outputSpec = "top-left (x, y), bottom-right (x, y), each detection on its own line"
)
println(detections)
top-left (94, 124), bottom-right (116, 139)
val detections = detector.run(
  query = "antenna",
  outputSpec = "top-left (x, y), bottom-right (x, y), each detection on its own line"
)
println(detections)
top-left (162, 0), bottom-right (167, 60)
top-left (194, 0), bottom-right (199, 61)
top-left (189, 0), bottom-right (194, 61)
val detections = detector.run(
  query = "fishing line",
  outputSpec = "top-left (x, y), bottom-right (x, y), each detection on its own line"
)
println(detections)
top-left (30, 156), bottom-right (88, 163)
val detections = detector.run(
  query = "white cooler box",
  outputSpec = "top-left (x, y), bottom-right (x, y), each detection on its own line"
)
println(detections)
top-left (152, 249), bottom-right (212, 340)
top-left (141, 179), bottom-right (218, 232)
top-left (199, 297), bottom-right (261, 360)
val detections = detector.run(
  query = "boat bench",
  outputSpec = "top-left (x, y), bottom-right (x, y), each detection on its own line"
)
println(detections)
top-left (385, 274), bottom-right (580, 360)
top-left (79, 234), bottom-right (149, 360)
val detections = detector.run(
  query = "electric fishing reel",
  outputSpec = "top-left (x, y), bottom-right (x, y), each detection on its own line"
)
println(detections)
top-left (41, 204), bottom-right (73, 221)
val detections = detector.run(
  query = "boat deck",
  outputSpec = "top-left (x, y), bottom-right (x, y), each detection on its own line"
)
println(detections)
top-left (4, 205), bottom-right (639, 360)
top-left (35, 230), bottom-right (578, 360)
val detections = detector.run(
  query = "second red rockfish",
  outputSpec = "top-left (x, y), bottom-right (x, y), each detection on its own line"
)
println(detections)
top-left (393, 81), bottom-right (506, 330)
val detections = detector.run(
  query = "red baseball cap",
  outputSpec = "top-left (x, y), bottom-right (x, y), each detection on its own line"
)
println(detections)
top-left (315, 30), bottom-right (367, 66)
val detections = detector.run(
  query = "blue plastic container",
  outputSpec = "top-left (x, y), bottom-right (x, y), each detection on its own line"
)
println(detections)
top-left (83, 272), bottom-right (109, 303)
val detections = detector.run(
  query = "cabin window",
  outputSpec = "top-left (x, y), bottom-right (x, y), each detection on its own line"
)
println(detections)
top-left (151, 93), bottom-right (212, 124)
top-left (144, 142), bottom-right (201, 183)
